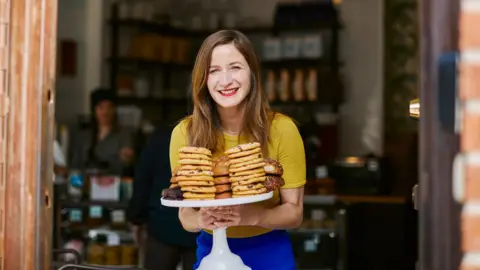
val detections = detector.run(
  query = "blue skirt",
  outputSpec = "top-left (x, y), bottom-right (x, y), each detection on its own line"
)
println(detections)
top-left (193, 230), bottom-right (296, 270)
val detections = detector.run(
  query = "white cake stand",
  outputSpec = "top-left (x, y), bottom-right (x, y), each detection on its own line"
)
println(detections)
top-left (161, 191), bottom-right (273, 270)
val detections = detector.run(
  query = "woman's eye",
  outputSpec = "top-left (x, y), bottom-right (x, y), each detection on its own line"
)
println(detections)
top-left (209, 69), bottom-right (218, 74)
top-left (231, 66), bottom-right (241, 70)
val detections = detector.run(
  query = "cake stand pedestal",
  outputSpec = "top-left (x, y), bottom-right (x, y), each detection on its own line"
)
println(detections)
top-left (161, 192), bottom-right (273, 270)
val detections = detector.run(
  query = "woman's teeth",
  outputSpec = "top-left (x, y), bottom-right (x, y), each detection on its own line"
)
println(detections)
top-left (219, 88), bottom-right (238, 96)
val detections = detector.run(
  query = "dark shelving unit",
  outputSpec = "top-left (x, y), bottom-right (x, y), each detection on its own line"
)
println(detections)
top-left (106, 1), bottom-right (344, 127)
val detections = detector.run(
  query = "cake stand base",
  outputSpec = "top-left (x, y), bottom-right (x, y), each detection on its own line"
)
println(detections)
top-left (196, 227), bottom-right (251, 270)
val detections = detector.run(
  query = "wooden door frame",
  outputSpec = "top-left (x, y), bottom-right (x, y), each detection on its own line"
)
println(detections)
top-left (419, 0), bottom-right (462, 269)
top-left (0, 0), bottom-right (58, 269)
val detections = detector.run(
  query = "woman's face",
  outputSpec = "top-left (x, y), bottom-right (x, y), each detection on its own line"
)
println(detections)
top-left (207, 43), bottom-right (251, 109)
top-left (95, 100), bottom-right (115, 126)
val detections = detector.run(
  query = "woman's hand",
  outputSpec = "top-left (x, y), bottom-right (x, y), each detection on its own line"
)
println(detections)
top-left (119, 146), bottom-right (134, 163)
top-left (179, 207), bottom-right (225, 232)
top-left (197, 208), bottom-right (221, 230)
top-left (207, 205), bottom-right (262, 228)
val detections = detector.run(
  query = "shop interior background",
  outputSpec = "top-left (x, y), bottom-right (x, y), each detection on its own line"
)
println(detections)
top-left (53, 0), bottom-right (419, 269)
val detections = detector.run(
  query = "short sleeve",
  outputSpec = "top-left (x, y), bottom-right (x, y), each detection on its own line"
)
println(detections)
top-left (169, 120), bottom-right (189, 171)
top-left (273, 116), bottom-right (306, 189)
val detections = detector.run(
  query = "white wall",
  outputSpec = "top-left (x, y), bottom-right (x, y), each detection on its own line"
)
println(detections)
top-left (54, 0), bottom-right (384, 155)
top-left (55, 0), bottom-right (104, 125)
top-left (338, 0), bottom-right (384, 156)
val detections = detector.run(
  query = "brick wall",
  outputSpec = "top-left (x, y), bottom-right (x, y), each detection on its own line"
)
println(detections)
top-left (459, 0), bottom-right (480, 269)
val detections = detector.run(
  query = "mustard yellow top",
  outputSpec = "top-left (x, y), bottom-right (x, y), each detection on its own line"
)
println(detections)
top-left (169, 113), bottom-right (306, 238)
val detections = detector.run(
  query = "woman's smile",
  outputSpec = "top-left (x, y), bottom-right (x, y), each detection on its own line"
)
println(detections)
top-left (219, 87), bottom-right (239, 97)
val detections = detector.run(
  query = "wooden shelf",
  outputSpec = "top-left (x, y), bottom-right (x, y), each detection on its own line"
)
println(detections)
top-left (59, 200), bottom-right (129, 208)
top-left (304, 194), bottom-right (407, 205)
top-left (107, 57), bottom-right (192, 70)
top-left (262, 58), bottom-right (342, 70)
top-left (108, 19), bottom-right (340, 37)
top-left (116, 96), bottom-right (190, 107)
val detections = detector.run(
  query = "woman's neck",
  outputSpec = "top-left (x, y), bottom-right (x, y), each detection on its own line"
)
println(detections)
top-left (217, 105), bottom-right (245, 134)
top-left (98, 124), bottom-right (112, 139)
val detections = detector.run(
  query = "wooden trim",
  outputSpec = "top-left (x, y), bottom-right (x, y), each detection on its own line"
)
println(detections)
top-left (3, 0), bottom-right (57, 269)
top-left (418, 0), bottom-right (461, 269)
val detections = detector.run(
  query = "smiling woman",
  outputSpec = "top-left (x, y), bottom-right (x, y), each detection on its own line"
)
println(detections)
top-left (169, 30), bottom-right (306, 270)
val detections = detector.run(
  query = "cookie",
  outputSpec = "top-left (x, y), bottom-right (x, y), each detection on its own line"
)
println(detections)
top-left (179, 159), bottom-right (213, 166)
top-left (232, 183), bottom-right (264, 192)
top-left (230, 158), bottom-right (264, 168)
top-left (181, 186), bottom-right (217, 193)
top-left (229, 167), bottom-right (264, 177)
top-left (215, 192), bottom-right (232, 199)
top-left (170, 176), bottom-right (178, 183)
top-left (231, 176), bottom-right (265, 186)
top-left (162, 187), bottom-right (183, 200)
top-left (230, 172), bottom-right (266, 182)
top-left (176, 169), bottom-right (213, 176)
top-left (172, 165), bottom-right (181, 176)
top-left (232, 187), bottom-right (267, 195)
top-left (215, 184), bottom-right (231, 193)
top-left (176, 175), bottom-right (214, 181)
top-left (169, 183), bottom-right (179, 188)
top-left (180, 165), bottom-right (212, 171)
top-left (232, 194), bottom-right (253, 198)
top-left (212, 155), bottom-right (230, 176)
top-left (214, 176), bottom-right (230, 185)
top-left (179, 146), bottom-right (212, 156)
top-left (229, 162), bottom-right (265, 173)
top-left (177, 180), bottom-right (215, 186)
top-left (229, 153), bottom-right (263, 164)
top-left (264, 158), bottom-right (284, 176)
top-left (225, 142), bottom-right (261, 155)
top-left (179, 153), bottom-right (212, 160)
top-left (183, 192), bottom-right (215, 199)
top-left (264, 175), bottom-right (285, 191)
top-left (228, 147), bottom-right (261, 159)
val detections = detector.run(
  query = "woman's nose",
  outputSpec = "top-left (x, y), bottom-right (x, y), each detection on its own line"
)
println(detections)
top-left (219, 71), bottom-right (233, 86)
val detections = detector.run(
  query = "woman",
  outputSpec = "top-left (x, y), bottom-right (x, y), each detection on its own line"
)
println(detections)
top-left (71, 88), bottom-right (134, 175)
top-left (169, 30), bottom-right (305, 269)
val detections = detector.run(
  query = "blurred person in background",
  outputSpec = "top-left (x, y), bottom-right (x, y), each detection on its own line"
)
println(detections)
top-left (70, 88), bottom-right (135, 174)
top-left (127, 126), bottom-right (198, 270)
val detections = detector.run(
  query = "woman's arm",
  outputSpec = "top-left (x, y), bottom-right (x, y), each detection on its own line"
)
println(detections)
top-left (255, 187), bottom-right (304, 229)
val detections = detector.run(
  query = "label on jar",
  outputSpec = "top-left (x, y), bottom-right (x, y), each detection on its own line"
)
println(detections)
top-left (69, 208), bottom-right (83, 223)
top-left (89, 206), bottom-right (103, 218)
top-left (265, 70), bottom-right (276, 102)
top-left (306, 69), bottom-right (318, 101)
top-left (293, 69), bottom-right (304, 101)
top-left (279, 69), bottom-right (290, 101)
top-left (111, 210), bottom-right (126, 224)
top-left (304, 239), bottom-right (317, 252)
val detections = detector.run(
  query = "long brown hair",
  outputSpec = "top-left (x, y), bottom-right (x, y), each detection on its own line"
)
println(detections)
top-left (185, 30), bottom-right (272, 154)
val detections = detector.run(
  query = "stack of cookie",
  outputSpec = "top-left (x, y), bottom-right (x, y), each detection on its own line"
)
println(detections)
top-left (226, 142), bottom-right (268, 198)
top-left (212, 156), bottom-right (232, 199)
top-left (176, 146), bottom-right (215, 200)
